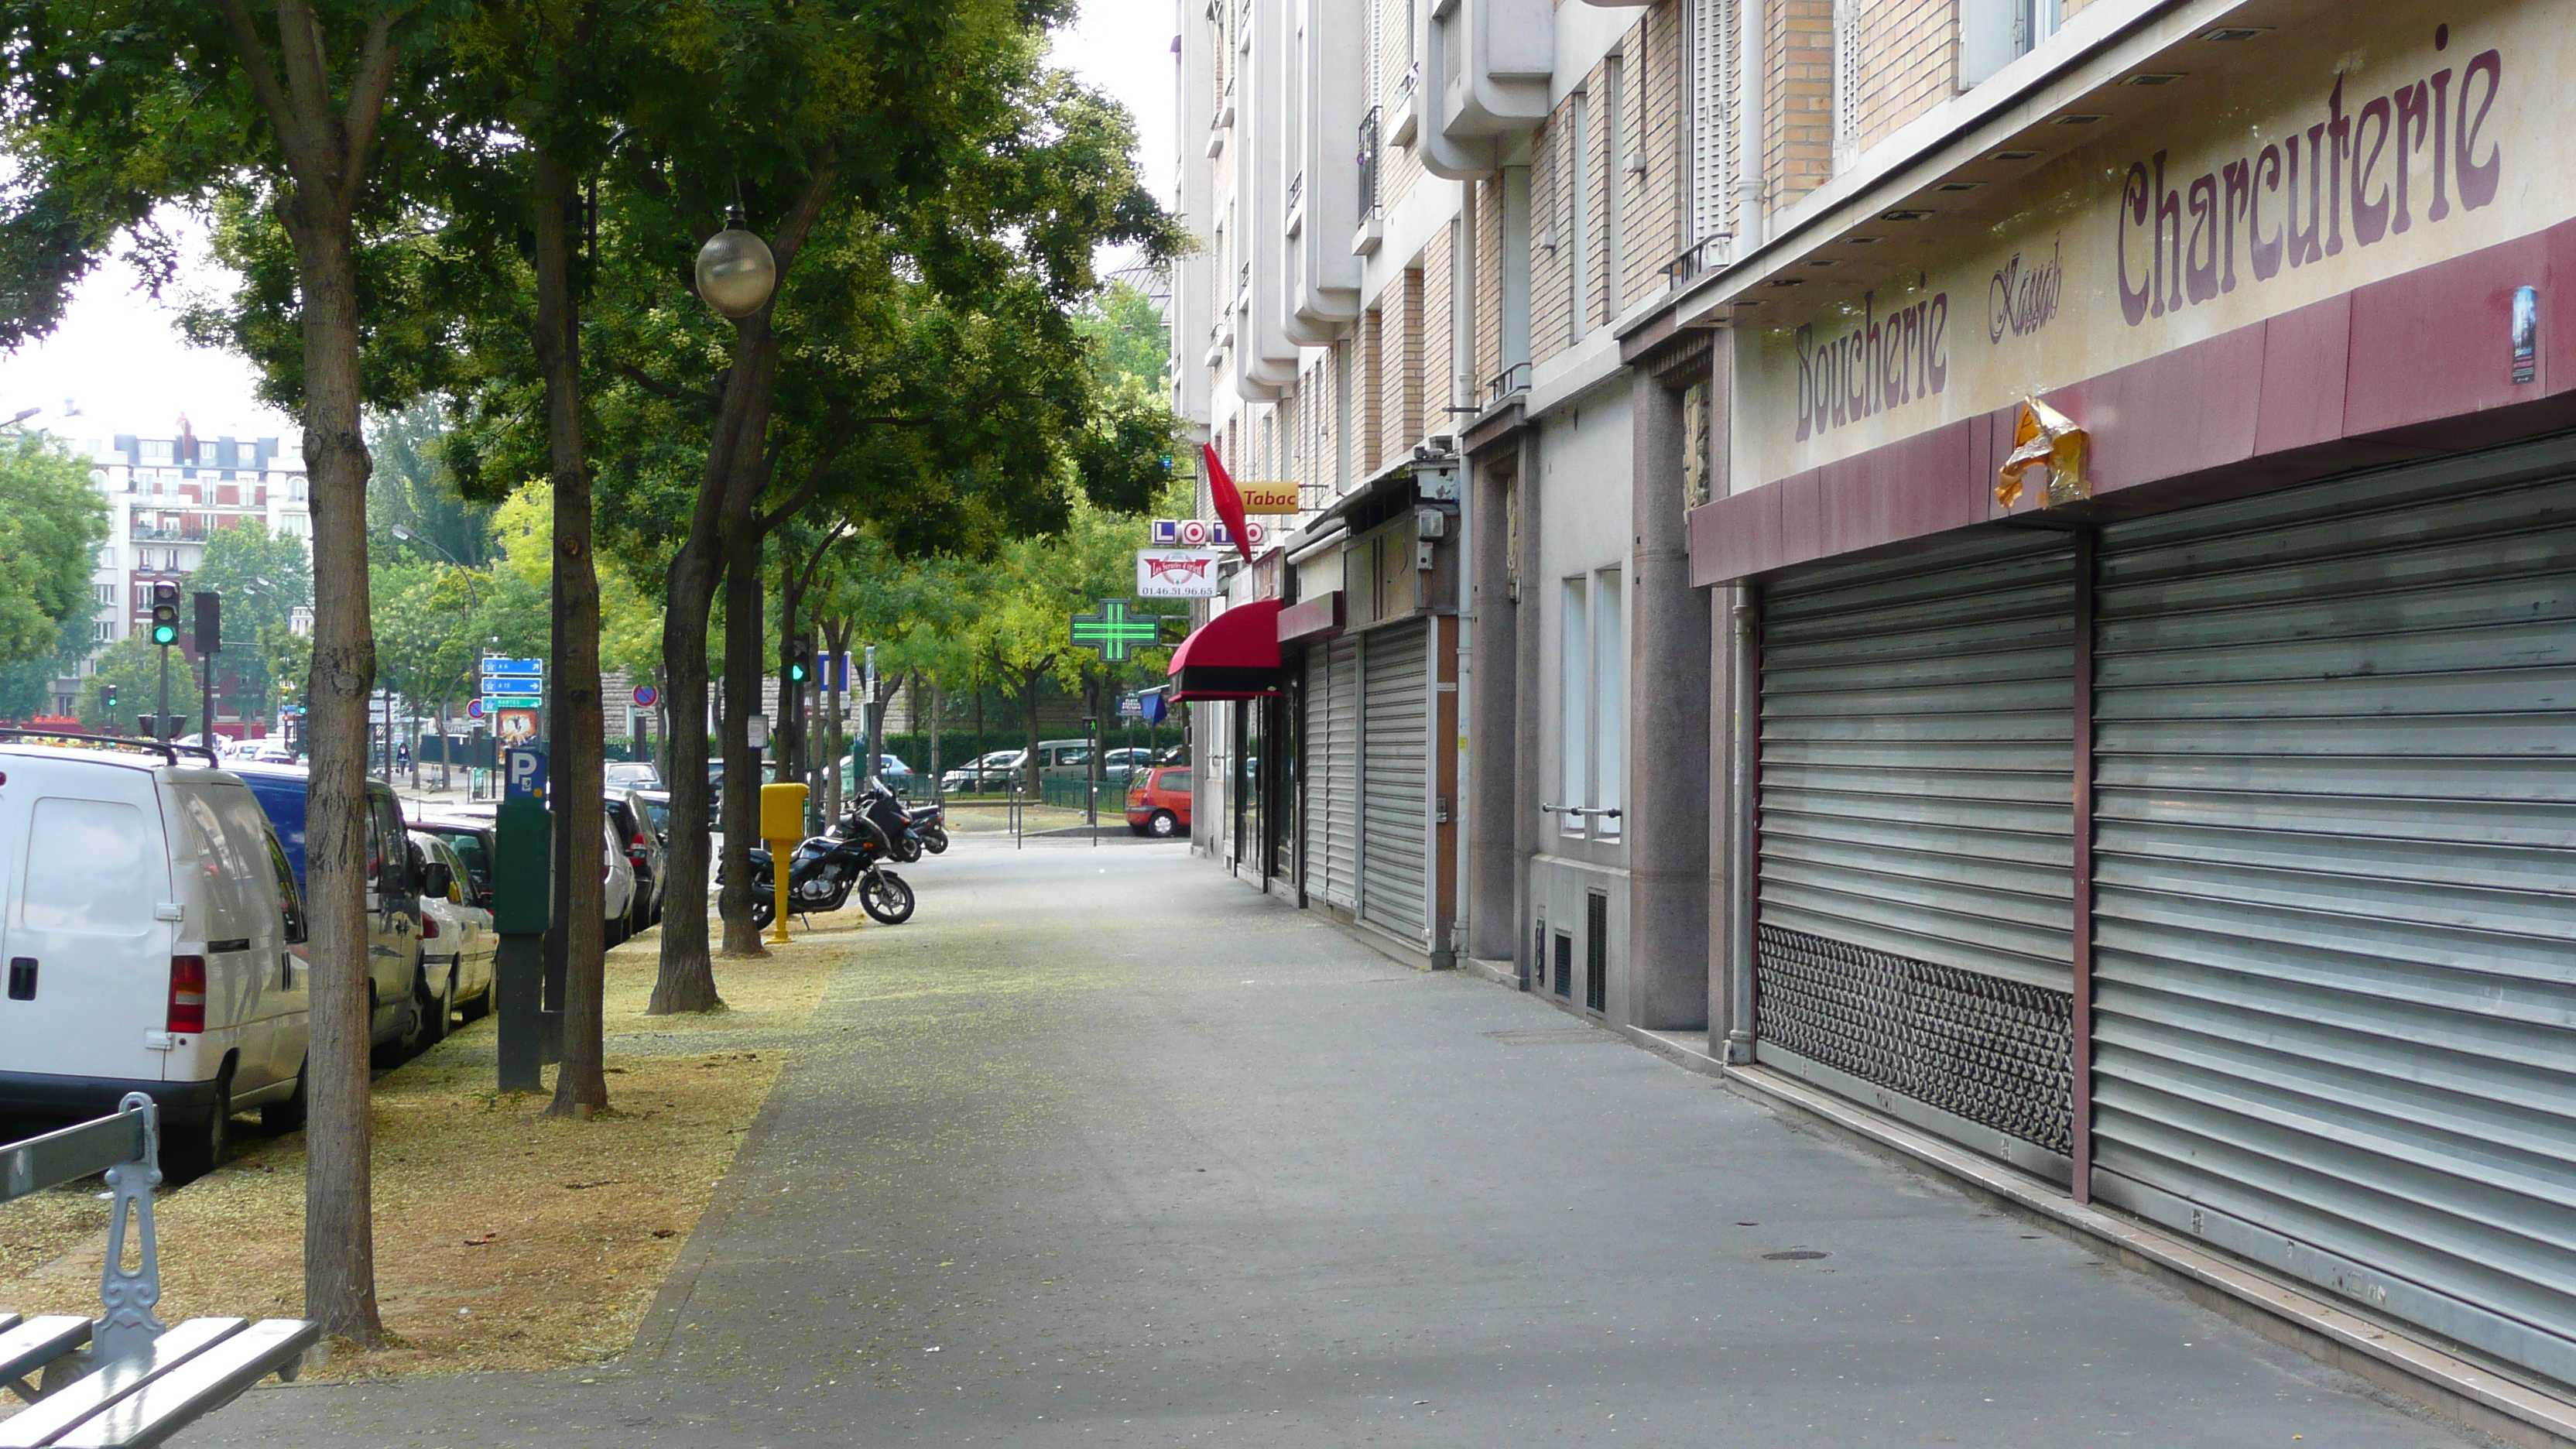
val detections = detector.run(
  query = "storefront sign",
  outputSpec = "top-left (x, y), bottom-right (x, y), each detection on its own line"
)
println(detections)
top-left (1235, 481), bottom-right (1301, 512)
top-left (1741, 2), bottom-right (2544, 490)
top-left (1152, 518), bottom-right (1269, 549)
top-left (1138, 548), bottom-right (1222, 598)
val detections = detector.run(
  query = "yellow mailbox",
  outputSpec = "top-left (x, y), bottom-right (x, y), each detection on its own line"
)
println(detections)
top-left (759, 782), bottom-right (810, 943)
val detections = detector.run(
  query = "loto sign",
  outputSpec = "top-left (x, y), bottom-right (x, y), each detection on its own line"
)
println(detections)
top-left (1137, 549), bottom-right (1222, 598)
top-left (1152, 518), bottom-right (1268, 550)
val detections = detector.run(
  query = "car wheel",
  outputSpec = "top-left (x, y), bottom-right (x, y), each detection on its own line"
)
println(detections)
top-left (261, 1061), bottom-right (307, 1133)
top-left (409, 961), bottom-right (447, 1053)
top-left (166, 1064), bottom-right (234, 1184)
top-left (1149, 810), bottom-right (1179, 838)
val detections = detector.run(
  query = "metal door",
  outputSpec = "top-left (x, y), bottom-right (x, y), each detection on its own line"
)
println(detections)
top-left (1359, 619), bottom-right (1430, 944)
top-left (1314, 636), bottom-right (1362, 910)
top-left (2090, 443), bottom-right (2576, 1384)
top-left (1757, 529), bottom-right (2078, 1177)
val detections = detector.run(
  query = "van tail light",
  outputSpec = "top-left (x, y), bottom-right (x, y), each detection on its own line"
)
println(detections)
top-left (166, 955), bottom-right (207, 1033)
top-left (420, 916), bottom-right (440, 940)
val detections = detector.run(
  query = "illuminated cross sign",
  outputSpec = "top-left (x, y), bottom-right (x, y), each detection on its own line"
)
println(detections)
top-left (1069, 599), bottom-right (1160, 663)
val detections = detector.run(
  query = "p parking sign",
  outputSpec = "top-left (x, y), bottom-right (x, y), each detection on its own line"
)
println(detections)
top-left (504, 747), bottom-right (548, 802)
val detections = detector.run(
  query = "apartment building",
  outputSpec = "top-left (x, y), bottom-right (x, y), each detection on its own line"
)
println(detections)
top-left (1177, 0), bottom-right (2576, 1409)
top-left (48, 418), bottom-right (312, 723)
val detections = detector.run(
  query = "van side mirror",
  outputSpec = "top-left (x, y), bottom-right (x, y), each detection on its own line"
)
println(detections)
top-left (422, 861), bottom-right (453, 900)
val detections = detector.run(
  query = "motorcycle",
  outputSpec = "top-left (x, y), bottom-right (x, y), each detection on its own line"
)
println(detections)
top-left (724, 807), bottom-right (915, 927)
top-left (856, 777), bottom-right (947, 860)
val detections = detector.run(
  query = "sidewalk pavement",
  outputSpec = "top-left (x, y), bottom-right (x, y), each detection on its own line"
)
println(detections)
top-left (194, 837), bottom-right (2488, 1447)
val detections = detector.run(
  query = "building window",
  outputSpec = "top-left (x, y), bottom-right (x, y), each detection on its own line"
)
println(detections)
top-left (1566, 90), bottom-right (1591, 341)
top-left (1832, 0), bottom-right (1861, 170)
top-left (1593, 568), bottom-right (1624, 838)
top-left (1600, 55), bottom-right (1625, 326)
top-left (1560, 577), bottom-right (1589, 834)
top-left (1961, 0), bottom-right (2057, 85)
top-left (139, 439), bottom-right (173, 464)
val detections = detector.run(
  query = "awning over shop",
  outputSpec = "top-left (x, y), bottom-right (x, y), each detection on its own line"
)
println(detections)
top-left (1166, 598), bottom-right (1283, 701)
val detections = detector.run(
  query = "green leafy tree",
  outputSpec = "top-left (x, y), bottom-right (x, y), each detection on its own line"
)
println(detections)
top-left (190, 519), bottom-right (314, 718)
top-left (0, 614), bottom-right (93, 721)
top-left (0, 431), bottom-right (109, 669)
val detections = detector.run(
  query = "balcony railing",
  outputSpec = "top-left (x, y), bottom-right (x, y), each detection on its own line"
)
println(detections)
top-left (1663, 235), bottom-right (1730, 285)
top-left (128, 523), bottom-right (206, 543)
top-left (1357, 106), bottom-right (1382, 221)
top-left (1482, 361), bottom-right (1532, 408)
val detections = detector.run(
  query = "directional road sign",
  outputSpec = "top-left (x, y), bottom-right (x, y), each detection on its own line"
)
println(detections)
top-left (1070, 599), bottom-right (1160, 663)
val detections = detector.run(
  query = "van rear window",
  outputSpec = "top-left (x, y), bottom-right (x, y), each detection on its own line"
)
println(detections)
top-left (21, 798), bottom-right (160, 936)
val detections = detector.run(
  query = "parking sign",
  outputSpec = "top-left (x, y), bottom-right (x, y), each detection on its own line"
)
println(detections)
top-left (504, 747), bottom-right (548, 801)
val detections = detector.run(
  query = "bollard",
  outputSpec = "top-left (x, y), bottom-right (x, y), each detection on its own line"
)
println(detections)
top-left (760, 781), bottom-right (810, 944)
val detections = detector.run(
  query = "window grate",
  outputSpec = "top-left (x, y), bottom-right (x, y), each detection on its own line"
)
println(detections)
top-left (1553, 932), bottom-right (1573, 999)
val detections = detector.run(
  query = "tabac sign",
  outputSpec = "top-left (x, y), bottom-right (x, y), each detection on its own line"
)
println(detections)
top-left (1741, 0), bottom-right (2547, 489)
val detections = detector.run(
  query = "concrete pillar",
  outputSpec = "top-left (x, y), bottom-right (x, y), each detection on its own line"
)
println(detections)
top-left (1509, 431), bottom-right (1545, 988)
top-left (1625, 365), bottom-right (1711, 1030)
top-left (1466, 445), bottom-right (1520, 962)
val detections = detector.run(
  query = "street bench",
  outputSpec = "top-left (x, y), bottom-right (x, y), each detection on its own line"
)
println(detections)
top-left (0, 1095), bottom-right (316, 1447)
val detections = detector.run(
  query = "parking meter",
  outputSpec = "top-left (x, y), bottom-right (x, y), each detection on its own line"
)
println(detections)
top-left (492, 794), bottom-right (555, 1090)
top-left (760, 781), bottom-right (809, 944)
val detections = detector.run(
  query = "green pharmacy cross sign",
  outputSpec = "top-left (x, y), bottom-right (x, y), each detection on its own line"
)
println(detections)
top-left (1070, 599), bottom-right (1161, 663)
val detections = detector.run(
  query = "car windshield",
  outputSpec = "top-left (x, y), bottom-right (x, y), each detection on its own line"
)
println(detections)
top-left (639, 797), bottom-right (671, 838)
top-left (605, 763), bottom-right (659, 786)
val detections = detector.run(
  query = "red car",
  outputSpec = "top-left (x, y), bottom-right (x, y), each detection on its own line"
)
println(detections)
top-left (1125, 766), bottom-right (1193, 838)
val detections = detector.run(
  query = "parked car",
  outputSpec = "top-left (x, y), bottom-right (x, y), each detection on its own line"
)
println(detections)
top-left (606, 790), bottom-right (666, 930)
top-left (409, 831), bottom-right (495, 1037)
top-left (1033, 738), bottom-right (1094, 781)
top-left (0, 736), bottom-right (312, 1180)
top-left (1125, 766), bottom-right (1193, 838)
top-left (445, 800), bottom-right (637, 946)
top-left (836, 752), bottom-right (913, 795)
top-left (605, 761), bottom-right (660, 790)
top-left (1100, 747), bottom-right (1156, 783)
top-left (940, 748), bottom-right (1025, 793)
top-left (413, 813), bottom-right (498, 909)
top-left (231, 760), bottom-right (430, 1061)
top-left (633, 788), bottom-right (674, 847)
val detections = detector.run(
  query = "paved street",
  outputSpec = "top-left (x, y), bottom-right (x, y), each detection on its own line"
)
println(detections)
top-left (200, 838), bottom-right (2483, 1447)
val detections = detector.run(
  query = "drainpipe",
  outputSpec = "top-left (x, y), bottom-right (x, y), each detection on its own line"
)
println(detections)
top-left (1734, 0), bottom-right (1767, 255)
top-left (1724, 592), bottom-right (1758, 1064)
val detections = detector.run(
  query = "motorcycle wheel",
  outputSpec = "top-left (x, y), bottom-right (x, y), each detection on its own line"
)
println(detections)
top-left (749, 892), bottom-right (776, 930)
top-left (923, 824), bottom-right (949, 855)
top-left (860, 870), bottom-right (916, 925)
top-left (895, 837), bottom-right (923, 863)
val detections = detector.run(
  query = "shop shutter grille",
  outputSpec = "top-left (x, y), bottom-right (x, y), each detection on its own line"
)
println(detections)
top-left (1585, 891), bottom-right (1609, 1013)
top-left (1757, 529), bottom-right (2078, 1168)
top-left (2089, 439), bottom-right (2576, 1386)
top-left (1359, 620), bottom-right (1431, 944)
top-left (1313, 637), bottom-right (1362, 910)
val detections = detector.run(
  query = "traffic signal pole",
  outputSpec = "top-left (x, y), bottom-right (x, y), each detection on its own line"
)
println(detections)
top-left (156, 646), bottom-right (170, 742)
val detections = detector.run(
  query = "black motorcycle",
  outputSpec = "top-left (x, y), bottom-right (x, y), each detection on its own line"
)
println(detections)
top-left (728, 809), bottom-right (915, 927)
top-left (857, 778), bottom-right (947, 861)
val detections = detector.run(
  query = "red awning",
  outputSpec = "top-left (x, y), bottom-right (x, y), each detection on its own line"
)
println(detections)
top-left (1166, 598), bottom-right (1283, 701)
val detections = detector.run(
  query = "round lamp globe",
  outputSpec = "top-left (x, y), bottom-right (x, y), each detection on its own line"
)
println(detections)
top-left (694, 228), bottom-right (778, 318)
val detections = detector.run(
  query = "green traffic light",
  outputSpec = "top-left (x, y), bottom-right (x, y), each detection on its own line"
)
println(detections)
top-left (152, 624), bottom-right (178, 646)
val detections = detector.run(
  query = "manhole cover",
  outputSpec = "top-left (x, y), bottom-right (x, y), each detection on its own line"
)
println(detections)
top-left (1762, 1249), bottom-right (1830, 1261)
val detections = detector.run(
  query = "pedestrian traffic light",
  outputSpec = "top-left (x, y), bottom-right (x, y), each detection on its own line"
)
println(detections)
top-left (783, 637), bottom-right (813, 685)
top-left (149, 582), bottom-right (180, 646)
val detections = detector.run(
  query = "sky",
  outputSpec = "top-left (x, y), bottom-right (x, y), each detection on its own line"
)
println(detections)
top-left (0, 4), bottom-right (1177, 448)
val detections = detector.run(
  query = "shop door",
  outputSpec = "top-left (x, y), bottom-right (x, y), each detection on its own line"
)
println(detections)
top-left (2089, 445), bottom-right (2576, 1384)
top-left (1312, 636), bottom-right (1362, 911)
top-left (1757, 529), bottom-right (2079, 1179)
top-left (1359, 619), bottom-right (1431, 944)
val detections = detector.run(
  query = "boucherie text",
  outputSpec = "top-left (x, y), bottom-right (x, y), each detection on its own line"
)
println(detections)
top-left (1793, 291), bottom-right (1951, 443)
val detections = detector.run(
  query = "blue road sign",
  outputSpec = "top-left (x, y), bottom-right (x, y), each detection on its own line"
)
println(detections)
top-left (504, 747), bottom-right (547, 801)
top-left (480, 658), bottom-right (543, 677)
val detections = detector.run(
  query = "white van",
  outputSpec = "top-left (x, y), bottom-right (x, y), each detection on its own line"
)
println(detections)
top-left (0, 738), bottom-right (310, 1180)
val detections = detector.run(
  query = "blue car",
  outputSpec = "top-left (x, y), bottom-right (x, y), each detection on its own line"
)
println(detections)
top-left (230, 762), bottom-right (430, 1051)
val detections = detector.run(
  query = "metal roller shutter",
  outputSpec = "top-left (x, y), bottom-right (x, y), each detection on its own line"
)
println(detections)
top-left (1311, 637), bottom-right (1361, 910)
top-left (1360, 619), bottom-right (1430, 944)
top-left (1757, 529), bottom-right (2078, 1173)
top-left (2090, 441), bottom-right (2576, 1385)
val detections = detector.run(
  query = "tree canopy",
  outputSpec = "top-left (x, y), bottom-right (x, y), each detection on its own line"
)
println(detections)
top-left (0, 430), bottom-right (109, 669)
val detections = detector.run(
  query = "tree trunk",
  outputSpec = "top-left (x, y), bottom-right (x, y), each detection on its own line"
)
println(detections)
top-left (535, 150), bottom-right (608, 1115)
top-left (928, 678), bottom-right (943, 800)
top-left (1022, 673), bottom-right (1043, 797)
top-left (283, 204), bottom-right (385, 1351)
top-left (435, 697), bottom-right (449, 791)
top-left (820, 617), bottom-right (848, 821)
top-left (972, 685), bottom-right (984, 788)
top-left (717, 526), bottom-right (769, 957)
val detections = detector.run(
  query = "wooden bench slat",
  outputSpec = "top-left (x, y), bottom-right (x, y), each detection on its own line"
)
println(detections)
top-left (0, 1319), bottom-right (244, 1449)
top-left (46, 1321), bottom-right (317, 1449)
top-left (0, 1317), bottom-right (92, 1398)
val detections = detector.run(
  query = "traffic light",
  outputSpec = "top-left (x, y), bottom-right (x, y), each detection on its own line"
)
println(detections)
top-left (149, 582), bottom-right (180, 647)
top-left (783, 636), bottom-right (813, 686)
top-left (102, 681), bottom-right (118, 710)
top-left (194, 591), bottom-right (221, 653)
top-left (137, 714), bottom-right (156, 738)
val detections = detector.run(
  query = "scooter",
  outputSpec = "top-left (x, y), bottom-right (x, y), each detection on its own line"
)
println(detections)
top-left (726, 808), bottom-right (915, 927)
top-left (857, 777), bottom-right (947, 860)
